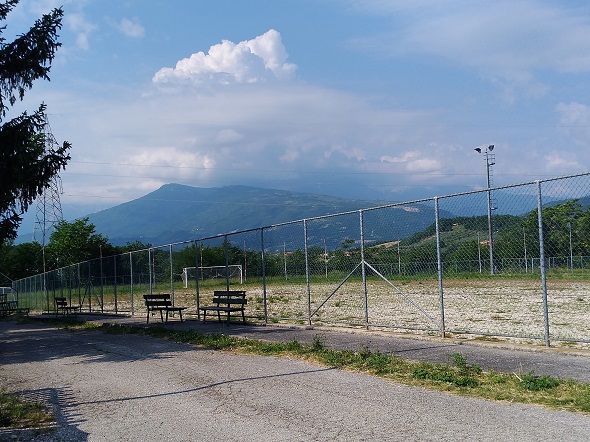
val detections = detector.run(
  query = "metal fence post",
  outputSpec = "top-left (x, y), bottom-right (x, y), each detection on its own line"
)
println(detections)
top-left (536, 180), bottom-right (551, 347)
top-left (359, 210), bottom-right (369, 329)
top-left (129, 252), bottom-right (134, 316)
top-left (434, 197), bottom-right (446, 338)
top-left (224, 235), bottom-right (230, 291)
top-left (88, 262), bottom-right (92, 312)
top-left (99, 254), bottom-right (104, 313)
top-left (261, 229), bottom-right (268, 325)
top-left (148, 247), bottom-right (153, 295)
top-left (113, 255), bottom-right (118, 314)
top-left (194, 241), bottom-right (201, 321)
top-left (77, 263), bottom-right (81, 311)
top-left (169, 244), bottom-right (174, 304)
top-left (304, 219), bottom-right (312, 325)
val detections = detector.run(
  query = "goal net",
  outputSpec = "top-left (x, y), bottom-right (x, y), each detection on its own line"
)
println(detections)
top-left (182, 265), bottom-right (243, 287)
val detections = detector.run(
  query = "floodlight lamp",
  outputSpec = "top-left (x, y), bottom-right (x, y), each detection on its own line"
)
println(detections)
top-left (488, 144), bottom-right (494, 151)
top-left (474, 147), bottom-right (482, 153)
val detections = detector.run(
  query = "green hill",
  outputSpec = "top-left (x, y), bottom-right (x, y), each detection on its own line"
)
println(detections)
top-left (87, 183), bottom-right (450, 247)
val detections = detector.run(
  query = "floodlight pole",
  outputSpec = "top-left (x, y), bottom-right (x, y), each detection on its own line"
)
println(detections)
top-left (475, 145), bottom-right (496, 275)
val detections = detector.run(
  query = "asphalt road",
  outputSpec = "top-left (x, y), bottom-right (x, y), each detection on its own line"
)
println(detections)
top-left (1, 319), bottom-right (589, 441)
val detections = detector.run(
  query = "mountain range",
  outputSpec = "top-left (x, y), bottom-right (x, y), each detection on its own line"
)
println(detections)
top-left (18, 183), bottom-right (574, 248)
top-left (84, 184), bottom-right (449, 247)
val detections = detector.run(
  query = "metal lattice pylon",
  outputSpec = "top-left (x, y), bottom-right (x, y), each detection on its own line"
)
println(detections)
top-left (33, 118), bottom-right (64, 247)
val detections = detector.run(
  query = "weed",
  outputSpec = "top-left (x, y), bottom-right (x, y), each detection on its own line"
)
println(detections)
top-left (0, 389), bottom-right (53, 429)
top-left (451, 353), bottom-right (482, 375)
top-left (285, 340), bottom-right (303, 352)
top-left (519, 371), bottom-right (560, 391)
top-left (412, 353), bottom-right (481, 388)
top-left (310, 335), bottom-right (325, 352)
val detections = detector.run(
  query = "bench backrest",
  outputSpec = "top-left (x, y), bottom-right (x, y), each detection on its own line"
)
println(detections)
top-left (143, 294), bottom-right (172, 308)
top-left (143, 294), bottom-right (171, 301)
top-left (212, 290), bottom-right (247, 306)
top-left (55, 297), bottom-right (68, 308)
top-left (144, 299), bottom-right (172, 308)
top-left (0, 300), bottom-right (16, 310)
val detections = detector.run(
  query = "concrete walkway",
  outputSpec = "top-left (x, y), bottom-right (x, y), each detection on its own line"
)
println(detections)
top-left (72, 312), bottom-right (590, 383)
top-left (2, 317), bottom-right (590, 441)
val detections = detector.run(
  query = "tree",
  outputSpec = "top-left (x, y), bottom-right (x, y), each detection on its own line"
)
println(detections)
top-left (0, 240), bottom-right (43, 279)
top-left (46, 218), bottom-right (110, 268)
top-left (0, 1), bottom-right (71, 245)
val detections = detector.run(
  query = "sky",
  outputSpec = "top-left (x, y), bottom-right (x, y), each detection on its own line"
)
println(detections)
top-left (8, 0), bottom-right (590, 235)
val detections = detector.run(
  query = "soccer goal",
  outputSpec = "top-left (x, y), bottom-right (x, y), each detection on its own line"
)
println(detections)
top-left (182, 265), bottom-right (243, 287)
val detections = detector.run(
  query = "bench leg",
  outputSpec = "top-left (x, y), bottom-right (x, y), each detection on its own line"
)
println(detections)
top-left (241, 309), bottom-right (245, 323)
top-left (179, 310), bottom-right (183, 322)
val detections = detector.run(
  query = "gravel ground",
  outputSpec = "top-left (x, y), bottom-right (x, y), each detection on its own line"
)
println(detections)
top-left (1, 318), bottom-right (590, 441)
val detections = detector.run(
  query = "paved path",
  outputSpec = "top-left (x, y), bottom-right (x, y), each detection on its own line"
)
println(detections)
top-left (0, 317), bottom-right (589, 441)
top-left (100, 313), bottom-right (590, 382)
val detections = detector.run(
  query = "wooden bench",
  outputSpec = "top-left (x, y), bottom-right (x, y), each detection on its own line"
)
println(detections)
top-left (0, 295), bottom-right (29, 316)
top-left (199, 290), bottom-right (247, 323)
top-left (54, 297), bottom-right (80, 317)
top-left (143, 294), bottom-right (186, 324)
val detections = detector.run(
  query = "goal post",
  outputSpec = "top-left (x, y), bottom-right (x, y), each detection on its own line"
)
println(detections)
top-left (182, 265), bottom-right (243, 287)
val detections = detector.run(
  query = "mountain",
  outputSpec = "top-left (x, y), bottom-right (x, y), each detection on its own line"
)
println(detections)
top-left (16, 183), bottom-right (576, 248)
top-left (85, 183), bottom-right (452, 248)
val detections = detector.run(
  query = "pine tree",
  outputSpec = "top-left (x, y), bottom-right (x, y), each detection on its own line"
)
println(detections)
top-left (0, 0), bottom-right (71, 245)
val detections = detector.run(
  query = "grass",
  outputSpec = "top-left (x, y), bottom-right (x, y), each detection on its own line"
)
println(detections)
top-left (0, 389), bottom-right (53, 429)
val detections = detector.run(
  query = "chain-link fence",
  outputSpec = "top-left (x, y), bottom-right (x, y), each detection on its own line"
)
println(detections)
top-left (12, 172), bottom-right (590, 346)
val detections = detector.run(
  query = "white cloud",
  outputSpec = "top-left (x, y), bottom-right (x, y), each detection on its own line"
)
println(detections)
top-left (27, 24), bottom-right (589, 216)
top-left (117, 17), bottom-right (144, 38)
top-left (556, 102), bottom-right (590, 150)
top-left (380, 151), bottom-right (440, 173)
top-left (556, 102), bottom-right (590, 128)
top-left (544, 152), bottom-right (579, 171)
top-left (152, 29), bottom-right (297, 86)
top-left (380, 151), bottom-right (419, 164)
top-left (348, 1), bottom-right (590, 99)
top-left (64, 12), bottom-right (96, 51)
top-left (215, 129), bottom-right (244, 144)
top-left (28, 0), bottom-right (80, 15)
top-left (324, 145), bottom-right (367, 162)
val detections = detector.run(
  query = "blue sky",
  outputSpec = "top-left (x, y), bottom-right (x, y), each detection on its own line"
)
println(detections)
top-left (9, 0), bottom-right (590, 234)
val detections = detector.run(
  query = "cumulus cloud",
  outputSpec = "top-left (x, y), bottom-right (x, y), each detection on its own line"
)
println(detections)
top-left (152, 29), bottom-right (297, 86)
top-left (38, 22), bottom-right (589, 213)
top-left (380, 151), bottom-right (440, 173)
top-left (117, 17), bottom-right (145, 38)
top-left (64, 12), bottom-right (96, 51)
